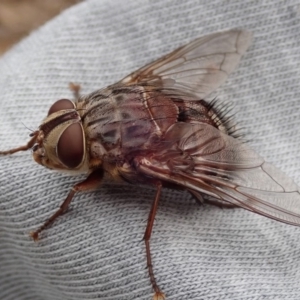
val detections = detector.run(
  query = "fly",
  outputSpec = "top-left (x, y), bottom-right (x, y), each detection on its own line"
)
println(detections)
top-left (1, 29), bottom-right (300, 300)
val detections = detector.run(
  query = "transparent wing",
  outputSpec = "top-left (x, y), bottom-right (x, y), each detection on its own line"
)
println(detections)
top-left (136, 123), bottom-right (300, 225)
top-left (119, 29), bottom-right (252, 99)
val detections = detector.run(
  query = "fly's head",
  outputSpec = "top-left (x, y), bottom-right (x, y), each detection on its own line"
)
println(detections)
top-left (18, 99), bottom-right (89, 174)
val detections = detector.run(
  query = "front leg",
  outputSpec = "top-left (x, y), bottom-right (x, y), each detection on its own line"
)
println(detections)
top-left (30, 169), bottom-right (104, 241)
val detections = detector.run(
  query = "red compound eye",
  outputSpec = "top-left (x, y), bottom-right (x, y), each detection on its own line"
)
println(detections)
top-left (48, 99), bottom-right (74, 115)
top-left (57, 123), bottom-right (84, 169)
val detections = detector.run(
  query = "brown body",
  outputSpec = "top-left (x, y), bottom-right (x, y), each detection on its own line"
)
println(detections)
top-left (1, 29), bottom-right (300, 300)
top-left (78, 84), bottom-right (233, 186)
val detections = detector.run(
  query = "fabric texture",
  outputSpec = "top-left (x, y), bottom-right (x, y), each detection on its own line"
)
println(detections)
top-left (0, 0), bottom-right (300, 299)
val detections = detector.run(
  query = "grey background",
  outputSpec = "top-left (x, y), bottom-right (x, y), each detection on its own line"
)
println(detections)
top-left (0, 0), bottom-right (300, 299)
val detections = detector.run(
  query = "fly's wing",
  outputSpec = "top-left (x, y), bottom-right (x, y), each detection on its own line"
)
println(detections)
top-left (119, 29), bottom-right (252, 99)
top-left (136, 123), bottom-right (300, 226)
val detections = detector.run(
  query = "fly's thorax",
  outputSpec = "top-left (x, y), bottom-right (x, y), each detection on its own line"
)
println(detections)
top-left (79, 85), bottom-right (178, 157)
top-left (32, 99), bottom-right (90, 173)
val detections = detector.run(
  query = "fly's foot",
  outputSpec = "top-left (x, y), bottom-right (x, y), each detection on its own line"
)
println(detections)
top-left (29, 231), bottom-right (40, 242)
top-left (153, 291), bottom-right (166, 300)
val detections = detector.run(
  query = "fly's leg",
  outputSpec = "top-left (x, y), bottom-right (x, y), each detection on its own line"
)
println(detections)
top-left (0, 131), bottom-right (38, 155)
top-left (189, 190), bottom-right (205, 205)
top-left (69, 82), bottom-right (81, 102)
top-left (204, 198), bottom-right (237, 209)
top-left (30, 169), bottom-right (103, 241)
top-left (189, 190), bottom-right (237, 209)
top-left (144, 182), bottom-right (166, 300)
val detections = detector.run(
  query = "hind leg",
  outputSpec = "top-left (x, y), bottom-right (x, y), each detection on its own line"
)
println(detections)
top-left (189, 190), bottom-right (237, 209)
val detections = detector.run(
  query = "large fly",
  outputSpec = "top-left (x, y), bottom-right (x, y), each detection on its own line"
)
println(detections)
top-left (1, 29), bottom-right (300, 300)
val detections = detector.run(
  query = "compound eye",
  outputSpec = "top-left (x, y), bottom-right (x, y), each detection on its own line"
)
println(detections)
top-left (57, 123), bottom-right (84, 169)
top-left (48, 99), bottom-right (74, 115)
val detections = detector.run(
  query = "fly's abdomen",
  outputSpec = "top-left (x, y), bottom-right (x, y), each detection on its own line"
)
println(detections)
top-left (80, 86), bottom-right (178, 155)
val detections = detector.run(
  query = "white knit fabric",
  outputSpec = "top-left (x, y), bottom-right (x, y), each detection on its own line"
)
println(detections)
top-left (0, 1), bottom-right (300, 299)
